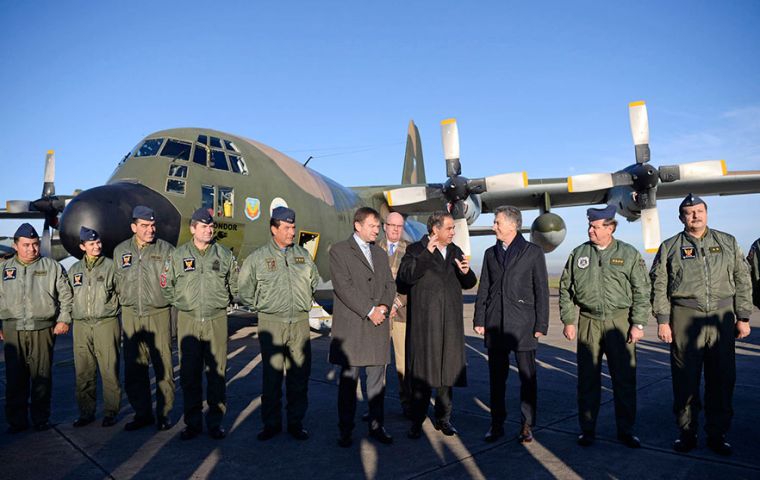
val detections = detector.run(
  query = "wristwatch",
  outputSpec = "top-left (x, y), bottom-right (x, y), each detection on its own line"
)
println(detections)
top-left (633, 324), bottom-right (644, 330)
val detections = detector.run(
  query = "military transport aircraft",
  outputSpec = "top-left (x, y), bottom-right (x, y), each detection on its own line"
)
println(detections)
top-left (2, 101), bottom-right (760, 293)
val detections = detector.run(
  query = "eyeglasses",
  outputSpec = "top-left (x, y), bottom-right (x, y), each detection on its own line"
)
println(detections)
top-left (386, 224), bottom-right (404, 229)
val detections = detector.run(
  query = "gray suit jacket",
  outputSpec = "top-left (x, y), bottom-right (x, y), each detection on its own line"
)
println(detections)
top-left (329, 236), bottom-right (396, 367)
top-left (379, 238), bottom-right (408, 322)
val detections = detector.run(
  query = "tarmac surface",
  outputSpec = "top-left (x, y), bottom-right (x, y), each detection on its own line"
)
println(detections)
top-left (1, 290), bottom-right (759, 480)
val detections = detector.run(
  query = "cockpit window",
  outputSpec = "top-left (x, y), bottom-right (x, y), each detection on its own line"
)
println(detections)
top-left (224, 140), bottom-right (238, 152)
top-left (210, 136), bottom-right (223, 149)
top-left (210, 150), bottom-right (229, 171)
top-left (135, 138), bottom-right (164, 157)
top-left (228, 154), bottom-right (247, 174)
top-left (193, 145), bottom-right (208, 166)
top-left (168, 164), bottom-right (188, 178)
top-left (197, 134), bottom-right (208, 145)
top-left (160, 139), bottom-right (191, 161)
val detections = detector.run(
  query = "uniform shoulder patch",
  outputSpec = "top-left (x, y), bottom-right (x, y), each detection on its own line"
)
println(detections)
top-left (610, 258), bottom-right (625, 266)
top-left (183, 257), bottom-right (196, 272)
top-left (3, 267), bottom-right (17, 281)
top-left (121, 253), bottom-right (133, 268)
top-left (577, 256), bottom-right (590, 269)
top-left (73, 273), bottom-right (83, 286)
top-left (680, 246), bottom-right (696, 259)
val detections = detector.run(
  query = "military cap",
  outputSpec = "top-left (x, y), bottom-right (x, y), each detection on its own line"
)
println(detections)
top-left (132, 205), bottom-right (155, 221)
top-left (679, 193), bottom-right (706, 210)
top-left (13, 222), bottom-right (39, 240)
top-left (271, 206), bottom-right (296, 224)
top-left (191, 207), bottom-right (214, 225)
top-left (79, 226), bottom-right (100, 242)
top-left (587, 205), bottom-right (617, 222)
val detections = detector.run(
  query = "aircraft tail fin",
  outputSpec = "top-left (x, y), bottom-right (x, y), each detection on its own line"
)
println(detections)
top-left (402, 120), bottom-right (426, 185)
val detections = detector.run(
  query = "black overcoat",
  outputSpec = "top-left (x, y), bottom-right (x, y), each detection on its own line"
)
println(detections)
top-left (398, 236), bottom-right (477, 388)
top-left (329, 236), bottom-right (396, 367)
top-left (473, 235), bottom-right (550, 351)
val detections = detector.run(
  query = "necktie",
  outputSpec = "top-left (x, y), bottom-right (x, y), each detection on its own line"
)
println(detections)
top-left (389, 243), bottom-right (395, 256)
top-left (362, 244), bottom-right (374, 270)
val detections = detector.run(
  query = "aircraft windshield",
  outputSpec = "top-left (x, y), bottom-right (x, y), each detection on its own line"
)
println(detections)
top-left (134, 138), bottom-right (164, 157)
top-left (161, 139), bottom-right (191, 161)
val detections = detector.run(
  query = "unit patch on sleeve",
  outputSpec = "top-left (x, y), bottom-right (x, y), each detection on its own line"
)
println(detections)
top-left (680, 247), bottom-right (696, 259)
top-left (121, 253), bottom-right (133, 268)
top-left (3, 267), bottom-right (17, 281)
top-left (183, 257), bottom-right (196, 272)
top-left (73, 273), bottom-right (83, 287)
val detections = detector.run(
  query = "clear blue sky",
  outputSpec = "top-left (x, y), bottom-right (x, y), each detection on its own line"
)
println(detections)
top-left (2, 1), bottom-right (759, 272)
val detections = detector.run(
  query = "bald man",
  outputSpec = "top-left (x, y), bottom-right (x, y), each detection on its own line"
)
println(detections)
top-left (380, 212), bottom-right (411, 417)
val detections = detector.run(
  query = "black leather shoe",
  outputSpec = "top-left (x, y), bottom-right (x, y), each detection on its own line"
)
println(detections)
top-left (180, 426), bottom-right (201, 441)
top-left (156, 416), bottom-right (173, 431)
top-left (484, 425), bottom-right (504, 443)
top-left (6, 424), bottom-right (29, 434)
top-left (338, 432), bottom-right (353, 448)
top-left (288, 425), bottom-right (309, 440)
top-left (369, 426), bottom-right (394, 445)
top-left (673, 432), bottom-right (697, 453)
top-left (433, 420), bottom-right (458, 436)
top-left (257, 426), bottom-right (282, 441)
top-left (707, 436), bottom-right (732, 456)
top-left (407, 424), bottom-right (423, 439)
top-left (34, 421), bottom-right (52, 432)
top-left (124, 416), bottom-right (154, 431)
top-left (73, 416), bottom-right (95, 428)
top-left (617, 433), bottom-right (641, 449)
top-left (102, 416), bottom-right (117, 427)
top-left (209, 426), bottom-right (227, 440)
top-left (577, 431), bottom-right (595, 446)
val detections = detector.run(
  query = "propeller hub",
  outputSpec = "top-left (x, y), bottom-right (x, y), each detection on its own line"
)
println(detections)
top-left (442, 176), bottom-right (470, 202)
top-left (628, 163), bottom-right (659, 191)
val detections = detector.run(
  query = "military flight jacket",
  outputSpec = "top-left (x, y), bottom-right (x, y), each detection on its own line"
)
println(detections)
top-left (650, 227), bottom-right (753, 324)
top-left (748, 238), bottom-right (760, 310)
top-left (162, 241), bottom-right (239, 319)
top-left (559, 239), bottom-right (650, 326)
top-left (0, 255), bottom-right (73, 330)
top-left (113, 237), bottom-right (174, 316)
top-left (238, 239), bottom-right (319, 322)
top-left (69, 256), bottom-right (120, 322)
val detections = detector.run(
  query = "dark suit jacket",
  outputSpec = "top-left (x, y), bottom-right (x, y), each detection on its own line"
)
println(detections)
top-left (473, 235), bottom-right (549, 351)
top-left (329, 235), bottom-right (396, 367)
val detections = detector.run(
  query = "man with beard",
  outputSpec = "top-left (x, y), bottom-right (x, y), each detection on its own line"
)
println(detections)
top-left (399, 211), bottom-right (477, 439)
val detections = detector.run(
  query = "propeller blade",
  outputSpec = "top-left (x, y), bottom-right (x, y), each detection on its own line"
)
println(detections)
top-left (629, 101), bottom-right (650, 164)
top-left (568, 173), bottom-right (614, 193)
top-left (42, 150), bottom-right (55, 197)
top-left (383, 185), bottom-right (444, 207)
top-left (679, 160), bottom-right (727, 180)
top-left (41, 218), bottom-right (52, 258)
top-left (484, 172), bottom-right (528, 192)
top-left (640, 207), bottom-right (661, 253)
top-left (452, 217), bottom-right (472, 259)
top-left (441, 119), bottom-right (460, 161)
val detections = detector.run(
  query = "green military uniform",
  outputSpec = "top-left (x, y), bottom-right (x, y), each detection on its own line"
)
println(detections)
top-left (113, 236), bottom-right (175, 422)
top-left (69, 255), bottom-right (121, 420)
top-left (162, 241), bottom-right (238, 432)
top-left (239, 238), bottom-right (318, 431)
top-left (559, 238), bottom-right (650, 436)
top-left (0, 255), bottom-right (73, 430)
top-left (748, 238), bottom-right (760, 310)
top-left (651, 227), bottom-right (753, 438)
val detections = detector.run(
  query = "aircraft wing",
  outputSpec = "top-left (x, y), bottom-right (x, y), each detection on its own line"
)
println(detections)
top-left (479, 170), bottom-right (760, 212)
top-left (0, 208), bottom-right (45, 219)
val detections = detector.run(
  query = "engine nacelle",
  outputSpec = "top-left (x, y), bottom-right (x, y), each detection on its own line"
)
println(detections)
top-left (530, 212), bottom-right (567, 253)
top-left (606, 186), bottom-right (641, 221)
top-left (463, 194), bottom-right (482, 225)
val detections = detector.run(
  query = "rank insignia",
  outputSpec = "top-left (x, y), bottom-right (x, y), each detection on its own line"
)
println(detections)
top-left (266, 258), bottom-right (276, 271)
top-left (73, 273), bottom-right (83, 286)
top-left (121, 253), bottom-right (133, 268)
top-left (294, 256), bottom-right (305, 264)
top-left (3, 267), bottom-right (17, 281)
top-left (577, 256), bottom-right (590, 269)
top-left (709, 246), bottom-right (722, 254)
top-left (610, 258), bottom-right (625, 266)
top-left (680, 247), bottom-right (696, 259)
top-left (183, 257), bottom-right (196, 272)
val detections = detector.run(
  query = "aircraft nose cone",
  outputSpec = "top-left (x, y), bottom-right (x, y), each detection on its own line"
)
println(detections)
top-left (59, 183), bottom-right (181, 258)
